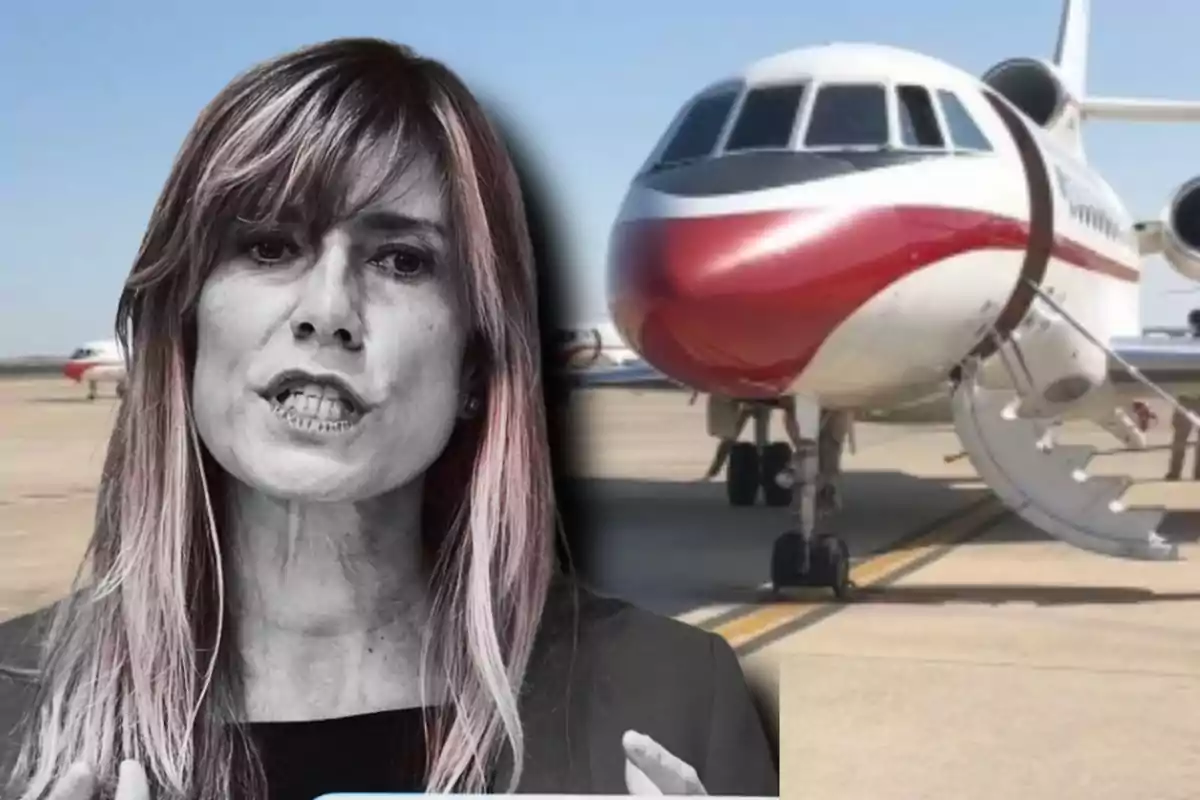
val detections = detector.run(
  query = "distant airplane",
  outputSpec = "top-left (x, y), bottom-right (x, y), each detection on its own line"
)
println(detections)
top-left (556, 321), bottom-right (640, 369)
top-left (63, 340), bottom-right (126, 400)
top-left (574, 0), bottom-right (1200, 595)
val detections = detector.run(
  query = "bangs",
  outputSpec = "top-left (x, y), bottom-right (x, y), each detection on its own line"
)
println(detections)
top-left (191, 62), bottom-right (443, 246)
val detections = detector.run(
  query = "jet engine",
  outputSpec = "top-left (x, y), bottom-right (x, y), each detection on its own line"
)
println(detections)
top-left (981, 58), bottom-right (1068, 129)
top-left (1161, 177), bottom-right (1200, 281)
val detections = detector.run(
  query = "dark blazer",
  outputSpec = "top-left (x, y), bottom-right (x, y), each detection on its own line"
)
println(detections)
top-left (0, 581), bottom-right (778, 796)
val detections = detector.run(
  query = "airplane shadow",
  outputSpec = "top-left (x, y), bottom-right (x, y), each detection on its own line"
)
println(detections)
top-left (24, 396), bottom-right (114, 405)
top-left (557, 471), bottom-right (1200, 618)
top-left (1158, 509), bottom-right (1200, 544)
top-left (849, 583), bottom-right (1200, 607)
top-left (558, 470), bottom-right (987, 615)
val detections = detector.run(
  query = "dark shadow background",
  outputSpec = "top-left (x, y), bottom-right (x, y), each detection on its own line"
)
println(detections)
top-left (491, 110), bottom-right (782, 774)
top-left (488, 106), bottom-right (595, 580)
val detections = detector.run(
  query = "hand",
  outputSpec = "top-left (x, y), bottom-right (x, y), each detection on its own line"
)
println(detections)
top-left (623, 730), bottom-right (707, 796)
top-left (47, 760), bottom-right (149, 800)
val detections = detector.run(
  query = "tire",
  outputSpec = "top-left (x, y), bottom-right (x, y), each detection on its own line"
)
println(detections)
top-left (817, 535), bottom-right (851, 598)
top-left (726, 442), bottom-right (760, 506)
top-left (770, 531), bottom-right (805, 590)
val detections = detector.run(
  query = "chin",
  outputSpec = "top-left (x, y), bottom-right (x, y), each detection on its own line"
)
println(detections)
top-left (197, 396), bottom-right (448, 504)
top-left (235, 447), bottom-right (384, 502)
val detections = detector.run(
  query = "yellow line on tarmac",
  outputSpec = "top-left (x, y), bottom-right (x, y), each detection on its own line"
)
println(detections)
top-left (713, 498), bottom-right (1008, 651)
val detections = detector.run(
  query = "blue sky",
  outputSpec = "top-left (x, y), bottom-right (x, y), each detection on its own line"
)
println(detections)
top-left (2, 0), bottom-right (1199, 357)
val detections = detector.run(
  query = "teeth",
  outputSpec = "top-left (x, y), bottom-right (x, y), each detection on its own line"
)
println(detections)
top-left (269, 380), bottom-right (359, 432)
top-left (280, 392), bottom-right (348, 420)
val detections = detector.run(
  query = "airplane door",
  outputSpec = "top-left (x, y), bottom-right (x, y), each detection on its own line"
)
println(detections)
top-left (965, 89), bottom-right (1055, 364)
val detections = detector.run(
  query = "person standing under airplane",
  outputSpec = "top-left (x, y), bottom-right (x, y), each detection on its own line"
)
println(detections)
top-left (1165, 310), bottom-right (1200, 481)
top-left (1, 38), bottom-right (776, 800)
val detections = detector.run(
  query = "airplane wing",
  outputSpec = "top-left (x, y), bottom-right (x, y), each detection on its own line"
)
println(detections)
top-left (563, 360), bottom-right (685, 390)
top-left (1110, 335), bottom-right (1200, 389)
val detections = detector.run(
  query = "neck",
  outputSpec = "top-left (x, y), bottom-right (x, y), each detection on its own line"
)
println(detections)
top-left (226, 478), bottom-right (436, 721)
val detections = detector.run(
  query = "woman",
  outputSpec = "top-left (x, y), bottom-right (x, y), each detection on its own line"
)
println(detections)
top-left (3, 38), bottom-right (777, 799)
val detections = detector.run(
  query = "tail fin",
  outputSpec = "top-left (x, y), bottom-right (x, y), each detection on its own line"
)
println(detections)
top-left (1053, 0), bottom-right (1088, 100)
top-left (1058, 0), bottom-right (1200, 123)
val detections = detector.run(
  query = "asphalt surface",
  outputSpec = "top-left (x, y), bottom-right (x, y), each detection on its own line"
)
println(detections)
top-left (3, 378), bottom-right (1200, 798)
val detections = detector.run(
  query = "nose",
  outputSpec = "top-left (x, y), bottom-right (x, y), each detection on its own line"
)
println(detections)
top-left (290, 245), bottom-right (364, 352)
top-left (607, 204), bottom-right (922, 398)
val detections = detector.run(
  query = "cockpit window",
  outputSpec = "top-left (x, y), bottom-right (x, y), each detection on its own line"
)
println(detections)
top-left (804, 84), bottom-right (889, 147)
top-left (724, 84), bottom-right (807, 152)
top-left (896, 85), bottom-right (945, 148)
top-left (70, 348), bottom-right (92, 359)
top-left (656, 90), bottom-right (740, 167)
top-left (936, 90), bottom-right (993, 151)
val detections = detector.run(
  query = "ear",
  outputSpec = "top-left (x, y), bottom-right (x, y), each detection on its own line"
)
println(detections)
top-left (457, 333), bottom-right (486, 420)
top-left (458, 330), bottom-right (487, 395)
top-left (459, 357), bottom-right (477, 394)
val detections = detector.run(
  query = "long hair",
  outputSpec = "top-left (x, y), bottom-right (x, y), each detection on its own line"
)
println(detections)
top-left (8, 38), bottom-right (555, 799)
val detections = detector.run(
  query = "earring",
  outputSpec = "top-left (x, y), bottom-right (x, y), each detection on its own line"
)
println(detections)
top-left (459, 393), bottom-right (481, 419)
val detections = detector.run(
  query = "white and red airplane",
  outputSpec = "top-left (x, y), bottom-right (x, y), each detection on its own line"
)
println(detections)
top-left (62, 339), bottom-right (126, 400)
top-left (572, 0), bottom-right (1200, 594)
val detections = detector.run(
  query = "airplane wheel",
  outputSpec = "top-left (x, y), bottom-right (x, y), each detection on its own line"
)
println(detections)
top-left (770, 532), bottom-right (851, 596)
top-left (760, 442), bottom-right (793, 507)
top-left (115, 382), bottom-right (126, 399)
top-left (818, 534), bottom-right (852, 599)
top-left (726, 442), bottom-right (760, 506)
top-left (770, 531), bottom-right (805, 590)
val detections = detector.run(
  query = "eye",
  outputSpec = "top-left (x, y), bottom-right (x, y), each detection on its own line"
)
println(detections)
top-left (371, 245), bottom-right (434, 280)
top-left (243, 234), bottom-right (299, 265)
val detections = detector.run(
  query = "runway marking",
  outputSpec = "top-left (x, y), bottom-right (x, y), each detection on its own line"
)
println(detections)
top-left (709, 497), bottom-right (1010, 656)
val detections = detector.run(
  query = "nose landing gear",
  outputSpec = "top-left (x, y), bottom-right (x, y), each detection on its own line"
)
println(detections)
top-left (768, 404), bottom-right (854, 599)
top-left (702, 395), bottom-right (855, 598)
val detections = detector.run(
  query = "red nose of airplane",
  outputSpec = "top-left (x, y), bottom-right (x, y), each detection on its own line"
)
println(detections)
top-left (609, 206), bottom-right (923, 398)
top-left (62, 361), bottom-right (87, 382)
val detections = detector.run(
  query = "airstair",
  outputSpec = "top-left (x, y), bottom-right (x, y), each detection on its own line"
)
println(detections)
top-left (949, 283), bottom-right (1191, 561)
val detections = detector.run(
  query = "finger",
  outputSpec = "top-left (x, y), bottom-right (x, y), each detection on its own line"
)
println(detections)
top-left (624, 735), bottom-right (703, 795)
top-left (115, 761), bottom-right (150, 800)
top-left (623, 730), bottom-right (699, 784)
top-left (46, 761), bottom-right (97, 800)
top-left (622, 730), bottom-right (707, 795)
top-left (625, 757), bottom-right (664, 796)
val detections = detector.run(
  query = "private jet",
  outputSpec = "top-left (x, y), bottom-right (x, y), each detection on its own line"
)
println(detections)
top-left (576, 0), bottom-right (1200, 595)
top-left (63, 340), bottom-right (126, 400)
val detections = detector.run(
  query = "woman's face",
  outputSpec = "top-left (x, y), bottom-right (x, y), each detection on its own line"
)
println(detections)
top-left (191, 148), bottom-right (469, 502)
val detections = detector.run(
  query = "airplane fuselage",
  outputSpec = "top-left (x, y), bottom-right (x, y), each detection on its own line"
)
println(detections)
top-left (63, 340), bottom-right (126, 396)
top-left (607, 44), bottom-right (1140, 415)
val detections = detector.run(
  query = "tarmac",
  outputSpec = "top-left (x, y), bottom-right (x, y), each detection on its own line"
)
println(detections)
top-left (2, 376), bottom-right (1200, 798)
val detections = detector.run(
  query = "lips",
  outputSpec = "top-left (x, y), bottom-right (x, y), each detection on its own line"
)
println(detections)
top-left (259, 369), bottom-right (370, 426)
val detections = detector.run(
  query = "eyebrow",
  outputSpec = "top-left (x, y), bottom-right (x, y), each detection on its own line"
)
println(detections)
top-left (354, 210), bottom-right (445, 238)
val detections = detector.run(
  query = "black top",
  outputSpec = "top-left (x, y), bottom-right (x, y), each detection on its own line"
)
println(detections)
top-left (246, 707), bottom-right (430, 799)
top-left (1, 581), bottom-right (778, 796)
